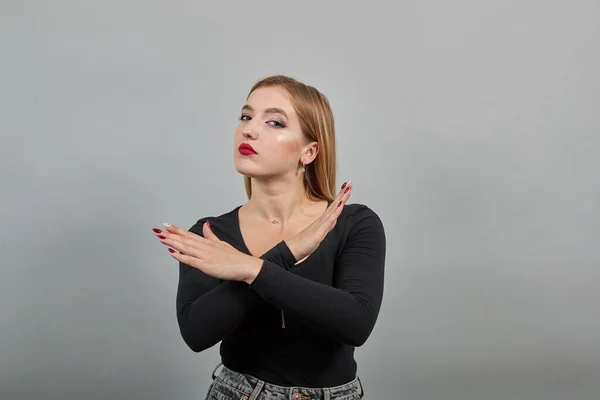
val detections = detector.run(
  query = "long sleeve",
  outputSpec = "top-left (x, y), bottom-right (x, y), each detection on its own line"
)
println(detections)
top-left (248, 207), bottom-right (386, 347)
top-left (176, 218), bottom-right (296, 352)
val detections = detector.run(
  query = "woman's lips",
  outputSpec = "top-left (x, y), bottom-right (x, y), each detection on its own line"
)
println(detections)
top-left (238, 143), bottom-right (257, 155)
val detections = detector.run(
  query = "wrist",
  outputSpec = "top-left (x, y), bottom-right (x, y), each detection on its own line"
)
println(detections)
top-left (284, 238), bottom-right (301, 262)
top-left (242, 257), bottom-right (264, 284)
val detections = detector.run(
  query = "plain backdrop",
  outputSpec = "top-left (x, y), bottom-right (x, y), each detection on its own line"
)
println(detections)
top-left (1, 1), bottom-right (599, 399)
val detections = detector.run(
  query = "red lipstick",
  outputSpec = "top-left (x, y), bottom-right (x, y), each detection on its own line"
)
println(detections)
top-left (238, 143), bottom-right (257, 155)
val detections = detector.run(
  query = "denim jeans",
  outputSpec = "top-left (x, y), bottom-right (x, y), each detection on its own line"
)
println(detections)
top-left (204, 362), bottom-right (365, 400)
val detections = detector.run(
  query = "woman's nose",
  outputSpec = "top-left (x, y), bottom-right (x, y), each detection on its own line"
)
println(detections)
top-left (242, 127), bottom-right (257, 139)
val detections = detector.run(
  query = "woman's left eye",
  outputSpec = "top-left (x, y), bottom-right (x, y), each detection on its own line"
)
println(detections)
top-left (268, 120), bottom-right (286, 128)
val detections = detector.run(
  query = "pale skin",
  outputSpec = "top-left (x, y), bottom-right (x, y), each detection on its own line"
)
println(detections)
top-left (153, 182), bottom-right (352, 284)
top-left (152, 85), bottom-right (353, 283)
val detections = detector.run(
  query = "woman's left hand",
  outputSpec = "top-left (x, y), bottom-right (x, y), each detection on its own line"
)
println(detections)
top-left (152, 221), bottom-right (263, 283)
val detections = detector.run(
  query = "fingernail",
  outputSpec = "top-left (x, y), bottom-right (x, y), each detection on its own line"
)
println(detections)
top-left (152, 228), bottom-right (162, 234)
top-left (347, 179), bottom-right (352, 185)
top-left (163, 222), bottom-right (171, 227)
top-left (158, 235), bottom-right (166, 239)
top-left (344, 187), bottom-right (349, 193)
top-left (168, 248), bottom-right (175, 253)
top-left (337, 200), bottom-right (342, 207)
top-left (206, 221), bottom-right (211, 228)
top-left (341, 181), bottom-right (347, 189)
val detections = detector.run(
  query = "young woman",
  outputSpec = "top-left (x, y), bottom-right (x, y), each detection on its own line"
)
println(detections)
top-left (152, 75), bottom-right (386, 399)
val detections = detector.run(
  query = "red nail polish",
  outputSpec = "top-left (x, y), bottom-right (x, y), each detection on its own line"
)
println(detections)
top-left (337, 200), bottom-right (342, 207)
top-left (152, 228), bottom-right (162, 234)
top-left (341, 182), bottom-right (347, 189)
top-left (344, 187), bottom-right (349, 193)
top-left (207, 221), bottom-right (210, 227)
top-left (168, 248), bottom-right (175, 253)
top-left (158, 235), bottom-right (166, 239)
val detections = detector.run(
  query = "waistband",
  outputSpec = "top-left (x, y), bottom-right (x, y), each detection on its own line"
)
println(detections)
top-left (211, 362), bottom-right (364, 400)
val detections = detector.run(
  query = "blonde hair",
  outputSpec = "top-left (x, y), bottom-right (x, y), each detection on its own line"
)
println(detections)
top-left (243, 75), bottom-right (337, 202)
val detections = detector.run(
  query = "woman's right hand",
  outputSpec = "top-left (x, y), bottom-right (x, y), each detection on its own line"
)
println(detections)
top-left (285, 180), bottom-right (353, 263)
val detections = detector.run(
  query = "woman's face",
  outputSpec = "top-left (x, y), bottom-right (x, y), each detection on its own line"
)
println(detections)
top-left (234, 85), bottom-right (310, 179)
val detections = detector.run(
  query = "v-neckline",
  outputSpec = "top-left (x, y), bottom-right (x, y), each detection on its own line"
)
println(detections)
top-left (233, 200), bottom-right (333, 262)
top-left (233, 205), bottom-right (253, 256)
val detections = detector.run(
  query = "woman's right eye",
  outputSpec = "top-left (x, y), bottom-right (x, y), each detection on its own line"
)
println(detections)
top-left (239, 115), bottom-right (251, 121)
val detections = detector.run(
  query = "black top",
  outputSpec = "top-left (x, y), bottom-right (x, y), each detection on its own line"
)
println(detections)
top-left (175, 203), bottom-right (386, 387)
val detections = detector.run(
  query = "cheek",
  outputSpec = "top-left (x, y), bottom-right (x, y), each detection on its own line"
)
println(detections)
top-left (233, 126), bottom-right (243, 140)
top-left (275, 132), bottom-right (301, 154)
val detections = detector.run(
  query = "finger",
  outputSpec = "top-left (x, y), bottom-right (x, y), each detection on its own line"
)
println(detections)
top-left (159, 234), bottom-right (207, 258)
top-left (321, 181), bottom-right (353, 228)
top-left (318, 183), bottom-right (346, 221)
top-left (151, 226), bottom-right (185, 253)
top-left (167, 248), bottom-right (205, 270)
top-left (161, 223), bottom-right (204, 242)
top-left (152, 224), bottom-right (185, 242)
top-left (154, 223), bottom-right (212, 255)
top-left (338, 180), bottom-right (352, 202)
top-left (168, 249), bottom-right (218, 278)
top-left (329, 218), bottom-right (338, 230)
top-left (162, 223), bottom-right (192, 238)
top-left (152, 226), bottom-right (182, 243)
top-left (202, 220), bottom-right (220, 242)
top-left (334, 183), bottom-right (352, 213)
top-left (156, 223), bottom-right (212, 247)
top-left (334, 180), bottom-right (352, 206)
top-left (323, 180), bottom-right (353, 219)
top-left (340, 180), bottom-right (353, 204)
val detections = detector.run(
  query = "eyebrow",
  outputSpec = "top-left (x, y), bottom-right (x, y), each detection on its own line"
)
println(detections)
top-left (242, 104), bottom-right (288, 119)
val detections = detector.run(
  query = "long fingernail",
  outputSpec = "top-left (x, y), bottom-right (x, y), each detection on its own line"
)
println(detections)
top-left (168, 248), bottom-right (176, 253)
top-left (338, 200), bottom-right (342, 207)
top-left (344, 187), bottom-right (350, 193)
top-left (163, 222), bottom-right (171, 227)
top-left (152, 228), bottom-right (162, 234)
top-left (341, 181), bottom-right (347, 189)
top-left (158, 235), bottom-right (166, 239)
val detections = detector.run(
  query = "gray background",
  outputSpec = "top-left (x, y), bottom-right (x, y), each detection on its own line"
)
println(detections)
top-left (1, 1), bottom-right (599, 399)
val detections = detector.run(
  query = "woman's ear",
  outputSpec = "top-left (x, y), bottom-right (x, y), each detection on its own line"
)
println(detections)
top-left (302, 141), bottom-right (320, 165)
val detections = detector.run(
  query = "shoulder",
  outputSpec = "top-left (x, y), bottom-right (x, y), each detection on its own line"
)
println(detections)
top-left (187, 206), bottom-right (241, 236)
top-left (341, 203), bottom-right (384, 228)
top-left (333, 203), bottom-right (386, 260)
top-left (337, 203), bottom-right (386, 241)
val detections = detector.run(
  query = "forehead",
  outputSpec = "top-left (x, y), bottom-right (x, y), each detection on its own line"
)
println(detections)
top-left (246, 86), bottom-right (295, 114)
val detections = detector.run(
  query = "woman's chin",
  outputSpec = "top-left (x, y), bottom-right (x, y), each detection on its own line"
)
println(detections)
top-left (235, 164), bottom-right (261, 177)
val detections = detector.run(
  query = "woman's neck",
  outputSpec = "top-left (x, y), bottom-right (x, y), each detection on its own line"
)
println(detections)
top-left (244, 177), bottom-right (311, 226)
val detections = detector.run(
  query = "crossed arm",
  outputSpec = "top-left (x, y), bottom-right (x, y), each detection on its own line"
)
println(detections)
top-left (175, 208), bottom-right (386, 352)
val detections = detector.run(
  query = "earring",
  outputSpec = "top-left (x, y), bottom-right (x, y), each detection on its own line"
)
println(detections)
top-left (301, 164), bottom-right (306, 173)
